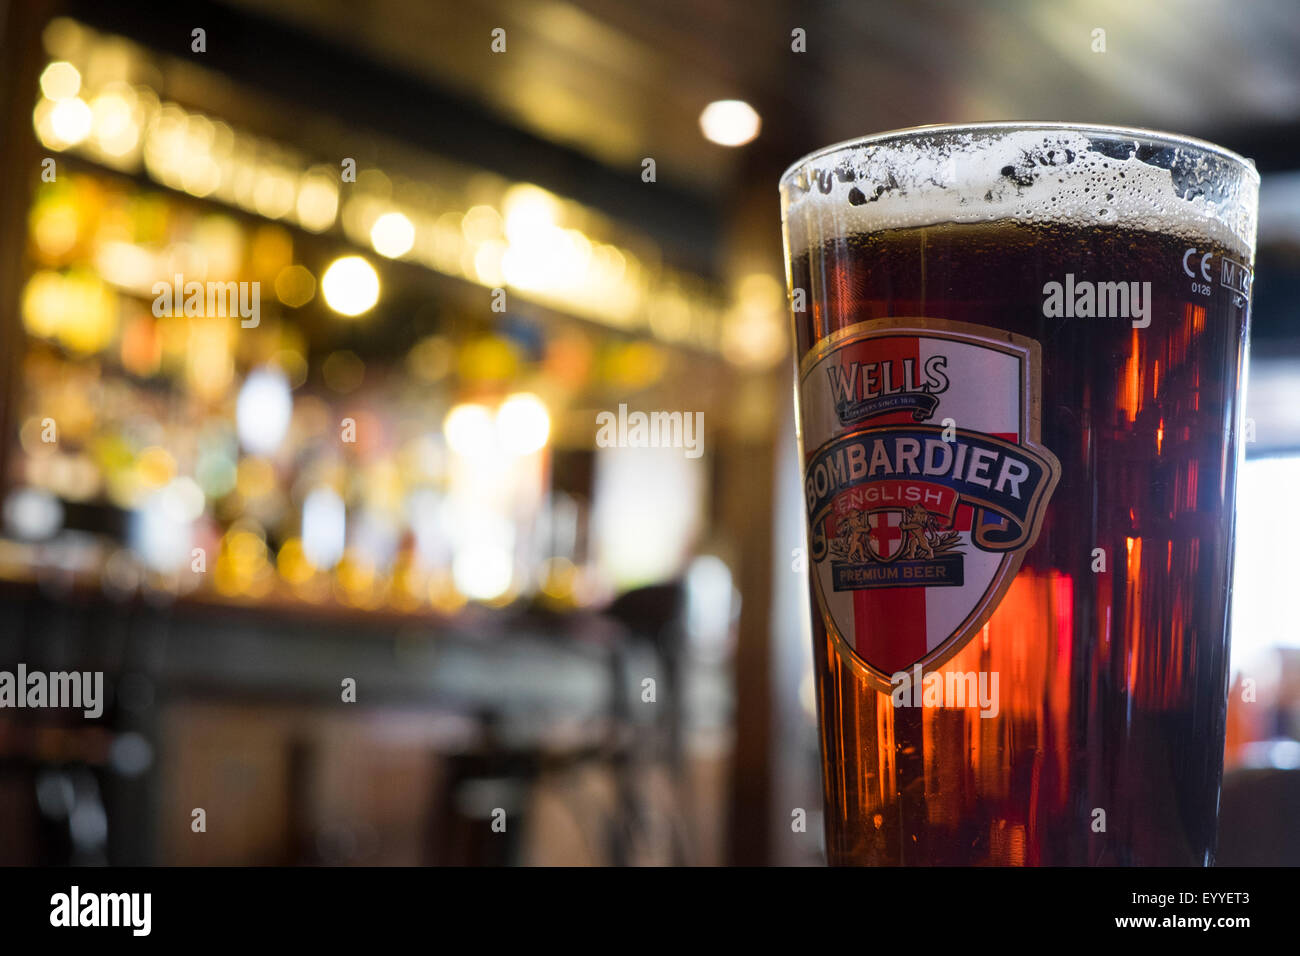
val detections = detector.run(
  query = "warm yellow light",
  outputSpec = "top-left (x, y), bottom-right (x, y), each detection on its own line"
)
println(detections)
top-left (186, 317), bottom-right (235, 400)
top-left (31, 200), bottom-right (80, 260)
top-left (699, 99), bottom-right (761, 147)
top-left (137, 446), bottom-right (177, 488)
top-left (21, 269), bottom-right (117, 353)
top-left (252, 166), bottom-right (296, 219)
top-left (37, 272), bottom-right (81, 338)
top-left (39, 61), bottom-right (81, 100)
top-left (503, 185), bottom-right (559, 243)
top-left (93, 241), bottom-right (156, 292)
top-left (473, 238), bottom-right (507, 286)
top-left (274, 264), bottom-right (316, 307)
top-left (276, 537), bottom-right (315, 586)
top-left (461, 205), bottom-right (502, 243)
top-left (496, 393), bottom-right (550, 455)
top-left (443, 403), bottom-right (494, 456)
top-left (90, 88), bottom-right (139, 156)
top-left (723, 272), bottom-right (787, 367)
top-left (296, 172), bottom-right (339, 233)
top-left (539, 556), bottom-right (578, 603)
top-left (320, 255), bottom-right (379, 316)
top-left (49, 97), bottom-right (92, 145)
top-left (370, 211), bottom-right (415, 258)
top-left (250, 225), bottom-right (294, 277)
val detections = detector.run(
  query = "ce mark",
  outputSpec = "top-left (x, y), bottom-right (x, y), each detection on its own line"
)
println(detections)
top-left (1183, 247), bottom-right (1213, 281)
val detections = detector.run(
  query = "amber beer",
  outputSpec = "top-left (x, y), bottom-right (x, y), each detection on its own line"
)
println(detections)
top-left (781, 125), bottom-right (1259, 865)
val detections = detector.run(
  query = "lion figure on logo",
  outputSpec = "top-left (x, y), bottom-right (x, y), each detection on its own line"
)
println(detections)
top-left (843, 509), bottom-right (873, 563)
top-left (899, 504), bottom-right (939, 560)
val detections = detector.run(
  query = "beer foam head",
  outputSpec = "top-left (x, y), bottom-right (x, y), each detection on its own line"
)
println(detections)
top-left (781, 124), bottom-right (1259, 261)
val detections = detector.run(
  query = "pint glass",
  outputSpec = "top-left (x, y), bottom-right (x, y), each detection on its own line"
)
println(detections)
top-left (780, 124), bottom-right (1259, 865)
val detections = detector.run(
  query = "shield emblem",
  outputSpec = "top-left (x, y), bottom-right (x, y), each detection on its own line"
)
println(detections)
top-left (865, 509), bottom-right (906, 563)
top-left (799, 317), bottom-right (1060, 689)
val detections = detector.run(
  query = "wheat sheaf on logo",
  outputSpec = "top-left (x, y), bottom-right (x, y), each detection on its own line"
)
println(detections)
top-left (829, 503), bottom-right (963, 563)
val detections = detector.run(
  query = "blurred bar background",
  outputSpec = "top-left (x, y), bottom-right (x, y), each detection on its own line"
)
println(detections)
top-left (0, 0), bottom-right (1297, 865)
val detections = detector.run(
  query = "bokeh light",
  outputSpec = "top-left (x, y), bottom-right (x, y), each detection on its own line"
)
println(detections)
top-left (370, 211), bottom-right (415, 258)
top-left (320, 255), bottom-right (379, 316)
top-left (236, 367), bottom-right (294, 456)
top-left (301, 487), bottom-right (346, 570)
top-left (495, 393), bottom-right (550, 455)
top-left (452, 546), bottom-right (513, 601)
top-left (698, 99), bottom-right (761, 147)
top-left (39, 61), bottom-right (81, 100)
top-left (443, 403), bottom-right (494, 457)
top-left (49, 97), bottom-right (93, 145)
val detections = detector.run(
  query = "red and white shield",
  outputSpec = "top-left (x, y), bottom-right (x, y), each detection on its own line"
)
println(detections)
top-left (799, 317), bottom-right (1060, 687)
top-left (865, 510), bottom-right (905, 562)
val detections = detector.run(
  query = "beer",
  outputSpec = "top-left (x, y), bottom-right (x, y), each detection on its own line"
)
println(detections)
top-left (780, 125), bottom-right (1259, 865)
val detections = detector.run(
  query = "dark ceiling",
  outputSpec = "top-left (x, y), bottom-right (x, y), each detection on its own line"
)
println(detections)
top-left (225, 0), bottom-right (1300, 191)
top-left (58, 0), bottom-right (1300, 322)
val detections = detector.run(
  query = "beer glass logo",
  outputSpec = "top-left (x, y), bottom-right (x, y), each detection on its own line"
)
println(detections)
top-left (800, 318), bottom-right (1060, 688)
top-left (825, 353), bottom-right (949, 426)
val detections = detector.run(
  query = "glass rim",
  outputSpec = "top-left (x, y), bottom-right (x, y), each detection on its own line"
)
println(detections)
top-left (780, 122), bottom-right (1260, 189)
